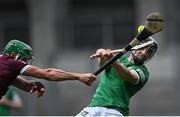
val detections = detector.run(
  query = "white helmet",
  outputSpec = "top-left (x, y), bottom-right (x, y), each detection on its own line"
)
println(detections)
top-left (132, 37), bottom-right (159, 65)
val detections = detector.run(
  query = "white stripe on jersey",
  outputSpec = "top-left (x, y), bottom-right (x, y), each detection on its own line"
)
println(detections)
top-left (130, 69), bottom-right (140, 85)
top-left (20, 65), bottom-right (30, 74)
top-left (136, 68), bottom-right (146, 83)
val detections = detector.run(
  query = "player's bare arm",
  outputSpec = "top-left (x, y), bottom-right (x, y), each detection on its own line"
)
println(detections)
top-left (23, 65), bottom-right (96, 86)
top-left (111, 61), bottom-right (139, 84)
top-left (12, 76), bottom-right (32, 92)
top-left (12, 76), bottom-right (45, 97)
top-left (92, 48), bottom-right (138, 84)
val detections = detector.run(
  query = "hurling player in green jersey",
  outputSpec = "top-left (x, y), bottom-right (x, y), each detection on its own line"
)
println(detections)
top-left (76, 37), bottom-right (158, 116)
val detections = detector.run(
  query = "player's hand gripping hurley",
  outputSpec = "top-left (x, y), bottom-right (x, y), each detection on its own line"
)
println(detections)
top-left (92, 12), bottom-right (164, 76)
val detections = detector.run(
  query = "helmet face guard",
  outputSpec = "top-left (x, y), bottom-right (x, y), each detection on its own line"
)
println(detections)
top-left (131, 37), bottom-right (158, 65)
top-left (15, 54), bottom-right (35, 64)
top-left (4, 40), bottom-right (34, 64)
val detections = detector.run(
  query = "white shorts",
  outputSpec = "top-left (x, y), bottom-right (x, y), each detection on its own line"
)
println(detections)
top-left (76, 106), bottom-right (123, 117)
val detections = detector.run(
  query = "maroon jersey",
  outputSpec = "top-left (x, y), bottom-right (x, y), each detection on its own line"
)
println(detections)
top-left (0, 55), bottom-right (29, 99)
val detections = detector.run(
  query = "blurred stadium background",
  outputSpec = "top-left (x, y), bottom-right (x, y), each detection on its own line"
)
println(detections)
top-left (0, 0), bottom-right (179, 116)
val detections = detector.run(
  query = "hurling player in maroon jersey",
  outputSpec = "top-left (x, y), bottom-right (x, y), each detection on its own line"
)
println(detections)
top-left (0, 40), bottom-right (96, 99)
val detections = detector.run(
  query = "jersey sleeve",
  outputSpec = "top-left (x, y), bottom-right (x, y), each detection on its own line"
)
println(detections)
top-left (9, 59), bottom-right (30, 75)
top-left (129, 69), bottom-right (140, 85)
top-left (135, 68), bottom-right (146, 84)
top-left (128, 65), bottom-right (149, 85)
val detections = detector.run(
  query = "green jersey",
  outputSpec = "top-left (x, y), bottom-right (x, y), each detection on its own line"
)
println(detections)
top-left (89, 56), bottom-right (149, 116)
top-left (0, 87), bottom-right (13, 116)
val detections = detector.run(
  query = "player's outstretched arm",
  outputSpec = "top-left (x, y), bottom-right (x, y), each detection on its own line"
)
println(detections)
top-left (23, 65), bottom-right (96, 86)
